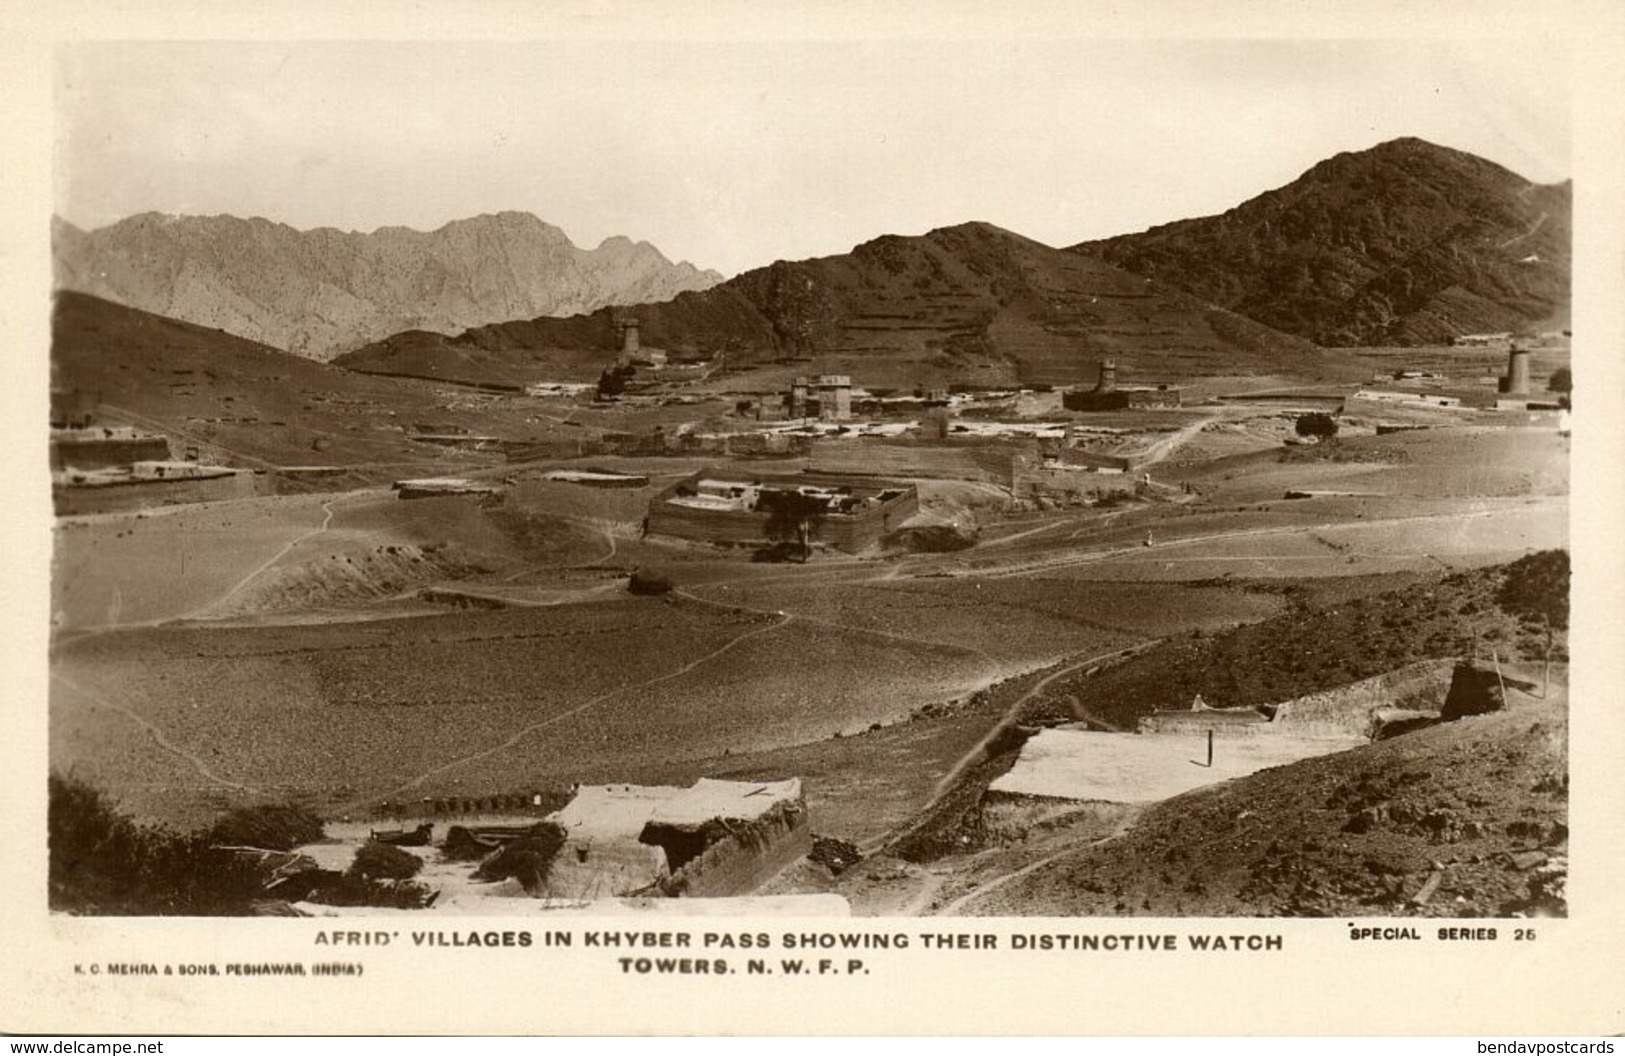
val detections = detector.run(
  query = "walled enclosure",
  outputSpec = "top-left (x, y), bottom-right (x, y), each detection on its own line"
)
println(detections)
top-left (50, 432), bottom-right (173, 471)
top-left (646, 470), bottom-right (920, 553)
top-left (1063, 359), bottom-right (1182, 412)
top-left (542, 779), bottom-right (809, 899)
top-left (1139, 659), bottom-right (1458, 740)
top-left (1011, 450), bottom-right (1141, 504)
top-left (52, 469), bottom-right (259, 515)
top-left (1269, 659), bottom-right (1457, 737)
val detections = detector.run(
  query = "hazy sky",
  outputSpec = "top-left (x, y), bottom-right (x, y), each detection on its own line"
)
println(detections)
top-left (56, 37), bottom-right (1572, 277)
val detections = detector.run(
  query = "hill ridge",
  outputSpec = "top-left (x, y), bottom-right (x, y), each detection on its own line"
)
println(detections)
top-left (336, 218), bottom-right (1319, 388)
top-left (1071, 137), bottom-right (1570, 346)
top-left (53, 210), bottom-right (726, 360)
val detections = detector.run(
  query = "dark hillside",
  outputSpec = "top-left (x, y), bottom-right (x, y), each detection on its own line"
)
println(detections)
top-left (1034, 558), bottom-right (1567, 731)
top-left (50, 292), bottom-right (590, 470)
top-left (1073, 138), bottom-right (1570, 346)
top-left (338, 222), bottom-right (1319, 388)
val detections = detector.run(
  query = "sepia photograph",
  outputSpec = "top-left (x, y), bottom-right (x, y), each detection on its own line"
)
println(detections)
top-left (7, 0), bottom-right (1623, 1037)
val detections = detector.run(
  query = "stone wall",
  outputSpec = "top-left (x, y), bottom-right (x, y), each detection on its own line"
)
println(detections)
top-left (1271, 659), bottom-right (1456, 739)
top-left (646, 473), bottom-right (919, 553)
top-left (1060, 447), bottom-right (1139, 472)
top-left (1137, 711), bottom-right (1271, 736)
top-left (1012, 451), bottom-right (1140, 503)
top-left (50, 435), bottom-right (172, 471)
top-left (1127, 389), bottom-right (1182, 409)
top-left (659, 799), bottom-right (812, 899)
top-left (818, 487), bottom-right (920, 551)
top-left (545, 840), bottom-right (668, 899)
top-left (1063, 389), bottom-right (1130, 412)
top-left (646, 500), bottom-right (781, 549)
top-left (53, 470), bottom-right (259, 515)
top-left (808, 441), bottom-right (1014, 486)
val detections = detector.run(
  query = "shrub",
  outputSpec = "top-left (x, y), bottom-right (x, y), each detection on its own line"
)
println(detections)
top-left (49, 773), bottom-right (266, 915)
top-left (1295, 412), bottom-right (1339, 439)
top-left (758, 489), bottom-right (827, 562)
top-left (347, 841), bottom-right (423, 882)
top-left (628, 567), bottom-right (674, 595)
top-left (1497, 550), bottom-right (1569, 630)
top-left (1548, 367), bottom-right (1572, 394)
top-left (207, 803), bottom-right (325, 851)
top-left (595, 363), bottom-right (636, 399)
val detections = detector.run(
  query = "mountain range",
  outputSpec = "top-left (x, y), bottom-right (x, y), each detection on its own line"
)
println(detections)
top-left (53, 139), bottom-right (1571, 382)
top-left (52, 211), bottom-right (723, 360)
top-left (336, 221), bottom-right (1317, 388)
top-left (1071, 138), bottom-right (1570, 346)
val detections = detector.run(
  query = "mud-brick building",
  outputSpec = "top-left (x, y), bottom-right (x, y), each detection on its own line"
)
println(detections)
top-left (1063, 359), bottom-right (1182, 412)
top-left (645, 469), bottom-right (918, 553)
top-left (1011, 449), bottom-right (1142, 505)
top-left (53, 461), bottom-right (257, 515)
top-left (49, 425), bottom-right (172, 471)
top-left (544, 778), bottom-right (811, 899)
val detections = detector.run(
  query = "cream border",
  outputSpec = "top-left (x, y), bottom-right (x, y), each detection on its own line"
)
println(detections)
top-left (3, 0), bottom-right (1622, 1036)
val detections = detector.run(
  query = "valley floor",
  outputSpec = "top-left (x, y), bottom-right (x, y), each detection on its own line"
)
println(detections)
top-left (48, 404), bottom-right (1571, 915)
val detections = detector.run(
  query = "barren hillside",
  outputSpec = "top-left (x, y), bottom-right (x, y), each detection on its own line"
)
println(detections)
top-left (49, 291), bottom-right (603, 470)
top-left (1073, 138), bottom-right (1571, 346)
top-left (337, 221), bottom-right (1320, 388)
top-left (1028, 557), bottom-right (1567, 732)
top-left (53, 211), bottom-right (723, 359)
top-left (973, 692), bottom-right (1567, 917)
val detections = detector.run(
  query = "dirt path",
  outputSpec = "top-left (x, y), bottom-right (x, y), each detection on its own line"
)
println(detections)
top-left (896, 870), bottom-right (951, 915)
top-left (352, 610), bottom-right (795, 809)
top-left (1498, 209), bottom-right (1549, 249)
top-left (51, 670), bottom-right (261, 794)
top-left (498, 523), bottom-right (625, 584)
top-left (1137, 409), bottom-right (1220, 468)
top-left (932, 843), bottom-right (1088, 915)
top-left (51, 494), bottom-right (357, 645)
top-left (590, 526), bottom-right (619, 566)
top-left (933, 848), bottom-right (1071, 915)
top-left (186, 495), bottom-right (346, 619)
top-left (981, 503), bottom-right (1552, 580)
top-left (863, 641), bottom-right (1158, 857)
top-left (937, 642), bottom-right (1156, 797)
top-left (977, 518), bottom-right (1075, 549)
top-left (675, 586), bottom-right (1005, 675)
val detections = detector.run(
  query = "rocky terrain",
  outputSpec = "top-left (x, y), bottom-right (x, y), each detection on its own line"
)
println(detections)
top-left (1030, 560), bottom-right (1568, 731)
top-left (337, 221), bottom-right (1319, 388)
top-left (970, 689), bottom-right (1568, 918)
top-left (53, 211), bottom-right (723, 359)
top-left (1073, 138), bottom-right (1571, 346)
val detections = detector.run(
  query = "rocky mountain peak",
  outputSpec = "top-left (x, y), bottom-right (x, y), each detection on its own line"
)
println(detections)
top-left (52, 210), bottom-right (724, 359)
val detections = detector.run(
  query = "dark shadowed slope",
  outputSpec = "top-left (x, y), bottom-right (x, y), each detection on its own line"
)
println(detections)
top-left (53, 211), bottom-right (723, 360)
top-left (1072, 138), bottom-right (1570, 346)
top-left (338, 221), bottom-right (1319, 387)
top-left (49, 291), bottom-right (590, 469)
